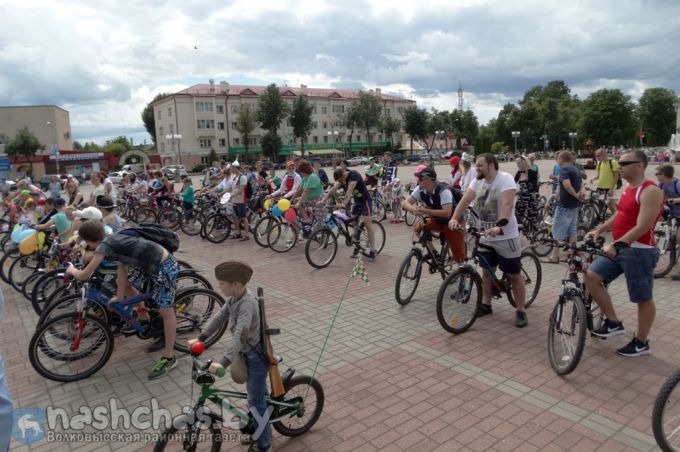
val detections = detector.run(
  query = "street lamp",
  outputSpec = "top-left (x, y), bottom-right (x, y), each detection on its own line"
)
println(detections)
top-left (569, 132), bottom-right (577, 152)
top-left (327, 130), bottom-right (338, 161)
top-left (165, 134), bottom-right (182, 164)
top-left (511, 131), bottom-right (521, 153)
top-left (45, 121), bottom-right (61, 175)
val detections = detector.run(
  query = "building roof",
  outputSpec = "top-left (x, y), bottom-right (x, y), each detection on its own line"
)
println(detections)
top-left (169, 84), bottom-right (413, 103)
top-left (0, 105), bottom-right (69, 113)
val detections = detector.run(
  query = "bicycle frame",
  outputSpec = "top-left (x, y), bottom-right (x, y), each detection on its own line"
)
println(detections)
top-left (77, 280), bottom-right (155, 334)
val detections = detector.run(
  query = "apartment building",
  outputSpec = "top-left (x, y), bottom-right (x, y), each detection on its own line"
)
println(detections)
top-left (0, 105), bottom-right (73, 153)
top-left (151, 81), bottom-right (416, 167)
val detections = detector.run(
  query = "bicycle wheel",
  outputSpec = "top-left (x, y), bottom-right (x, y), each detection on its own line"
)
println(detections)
top-left (436, 267), bottom-right (482, 334)
top-left (404, 209), bottom-right (416, 226)
top-left (154, 412), bottom-right (223, 452)
top-left (579, 203), bottom-right (597, 230)
top-left (179, 209), bottom-right (204, 237)
top-left (9, 254), bottom-right (41, 292)
top-left (135, 206), bottom-right (156, 224)
top-left (29, 312), bottom-right (114, 382)
top-left (38, 295), bottom-right (111, 328)
top-left (372, 199), bottom-right (386, 222)
top-left (272, 375), bottom-right (325, 437)
top-left (204, 213), bottom-right (231, 243)
top-left (0, 248), bottom-right (19, 284)
top-left (530, 229), bottom-right (554, 258)
top-left (267, 222), bottom-right (297, 253)
top-left (547, 294), bottom-right (586, 375)
top-left (158, 206), bottom-right (181, 231)
top-left (21, 269), bottom-right (46, 302)
top-left (253, 216), bottom-right (277, 248)
top-left (357, 221), bottom-right (386, 254)
top-left (654, 222), bottom-right (676, 278)
top-left (177, 270), bottom-right (213, 291)
top-left (652, 368), bottom-right (680, 452)
top-left (173, 288), bottom-right (227, 353)
top-left (395, 250), bottom-right (422, 306)
top-left (507, 251), bottom-right (542, 308)
top-left (305, 228), bottom-right (338, 269)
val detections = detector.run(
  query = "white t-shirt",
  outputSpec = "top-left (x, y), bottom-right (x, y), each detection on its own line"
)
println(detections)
top-left (410, 185), bottom-right (453, 206)
top-left (461, 168), bottom-right (477, 192)
top-left (217, 176), bottom-right (233, 193)
top-left (469, 172), bottom-right (519, 241)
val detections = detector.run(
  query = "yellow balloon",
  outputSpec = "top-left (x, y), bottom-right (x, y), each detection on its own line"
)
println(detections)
top-left (264, 199), bottom-right (272, 210)
top-left (19, 232), bottom-right (38, 255)
top-left (278, 199), bottom-right (291, 212)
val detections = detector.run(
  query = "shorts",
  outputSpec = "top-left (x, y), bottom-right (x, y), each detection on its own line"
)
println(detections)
top-left (588, 247), bottom-right (659, 303)
top-left (130, 255), bottom-right (180, 309)
top-left (477, 237), bottom-right (522, 275)
top-left (552, 205), bottom-right (579, 240)
top-left (424, 219), bottom-right (466, 263)
top-left (233, 203), bottom-right (247, 219)
top-left (351, 198), bottom-right (373, 218)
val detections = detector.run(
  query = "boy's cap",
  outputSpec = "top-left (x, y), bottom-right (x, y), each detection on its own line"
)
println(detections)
top-left (215, 261), bottom-right (253, 283)
top-left (54, 198), bottom-right (66, 207)
top-left (73, 206), bottom-right (103, 220)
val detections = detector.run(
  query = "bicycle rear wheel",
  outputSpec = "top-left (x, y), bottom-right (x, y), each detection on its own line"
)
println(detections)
top-left (372, 199), bottom-right (386, 222)
top-left (357, 221), bottom-right (386, 254)
top-left (204, 213), bottom-right (231, 243)
top-left (436, 267), bottom-right (482, 334)
top-left (305, 228), bottom-right (338, 269)
top-left (268, 222), bottom-right (297, 253)
top-left (654, 221), bottom-right (676, 278)
top-left (173, 288), bottom-right (227, 353)
top-left (395, 250), bottom-right (422, 306)
top-left (157, 206), bottom-right (181, 231)
top-left (547, 294), bottom-right (586, 375)
top-left (507, 251), bottom-right (542, 308)
top-left (273, 375), bottom-right (325, 437)
top-left (652, 368), bottom-right (680, 452)
top-left (154, 413), bottom-right (223, 452)
top-left (404, 209), bottom-right (416, 226)
top-left (9, 254), bottom-right (41, 292)
top-left (135, 206), bottom-right (156, 224)
top-left (179, 209), bottom-right (202, 236)
top-left (253, 215), bottom-right (276, 248)
top-left (530, 229), bottom-right (554, 258)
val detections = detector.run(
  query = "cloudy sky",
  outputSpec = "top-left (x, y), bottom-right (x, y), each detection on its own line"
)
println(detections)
top-left (1, 0), bottom-right (679, 145)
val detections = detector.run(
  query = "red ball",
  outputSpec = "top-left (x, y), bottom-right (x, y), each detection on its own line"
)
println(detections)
top-left (190, 341), bottom-right (204, 356)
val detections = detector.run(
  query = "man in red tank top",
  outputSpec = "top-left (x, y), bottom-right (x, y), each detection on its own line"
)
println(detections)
top-left (586, 150), bottom-right (664, 357)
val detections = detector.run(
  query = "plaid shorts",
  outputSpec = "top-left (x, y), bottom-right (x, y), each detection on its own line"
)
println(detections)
top-left (130, 255), bottom-right (180, 309)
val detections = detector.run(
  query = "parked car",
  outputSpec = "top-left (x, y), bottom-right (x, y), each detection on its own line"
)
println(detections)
top-left (162, 165), bottom-right (189, 180)
top-left (108, 171), bottom-right (124, 185)
top-left (392, 153), bottom-right (406, 163)
top-left (121, 164), bottom-right (146, 175)
top-left (346, 156), bottom-right (368, 166)
top-left (406, 154), bottom-right (422, 162)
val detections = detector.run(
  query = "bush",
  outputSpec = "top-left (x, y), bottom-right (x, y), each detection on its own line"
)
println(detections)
top-left (191, 164), bottom-right (205, 173)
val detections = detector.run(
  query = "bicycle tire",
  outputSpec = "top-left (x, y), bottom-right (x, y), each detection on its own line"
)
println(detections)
top-left (38, 294), bottom-right (111, 328)
top-left (21, 269), bottom-right (47, 302)
top-left (29, 312), bottom-right (114, 383)
top-left (652, 367), bottom-right (680, 452)
top-left (404, 209), bottom-right (416, 226)
top-left (173, 288), bottom-right (228, 353)
top-left (305, 228), bottom-right (338, 269)
top-left (253, 216), bottom-right (277, 248)
top-left (395, 250), bottom-right (422, 306)
top-left (654, 222), bottom-right (676, 279)
top-left (372, 199), bottom-right (386, 222)
top-left (157, 206), bottom-right (181, 231)
top-left (547, 293), bottom-right (587, 376)
top-left (507, 251), bottom-right (542, 308)
top-left (9, 254), bottom-right (41, 292)
top-left (272, 375), bottom-right (325, 437)
top-left (0, 248), bottom-right (20, 284)
top-left (436, 267), bottom-right (482, 334)
top-left (579, 203), bottom-right (597, 230)
top-left (154, 412), bottom-right (223, 452)
top-left (134, 206), bottom-right (156, 224)
top-left (530, 229), bottom-right (554, 258)
top-left (356, 221), bottom-right (386, 254)
top-left (179, 209), bottom-right (202, 236)
top-left (204, 213), bottom-right (231, 243)
top-left (267, 222), bottom-right (297, 253)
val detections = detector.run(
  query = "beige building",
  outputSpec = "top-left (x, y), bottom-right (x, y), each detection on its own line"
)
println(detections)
top-left (151, 81), bottom-right (416, 168)
top-left (0, 105), bottom-right (73, 153)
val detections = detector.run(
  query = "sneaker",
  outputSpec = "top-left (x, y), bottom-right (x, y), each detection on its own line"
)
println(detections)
top-left (148, 356), bottom-right (177, 380)
top-left (146, 337), bottom-right (165, 353)
top-left (247, 445), bottom-right (271, 452)
top-left (368, 250), bottom-right (376, 262)
top-left (350, 248), bottom-right (360, 258)
top-left (478, 304), bottom-right (493, 317)
top-left (591, 319), bottom-right (625, 338)
top-left (616, 337), bottom-right (651, 357)
top-left (515, 311), bottom-right (528, 328)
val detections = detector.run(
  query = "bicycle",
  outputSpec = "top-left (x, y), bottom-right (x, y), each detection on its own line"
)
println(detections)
top-left (545, 237), bottom-right (608, 375)
top-left (652, 367), bottom-right (680, 451)
top-left (154, 288), bottom-right (324, 451)
top-left (28, 276), bottom-right (228, 382)
top-left (395, 218), bottom-right (455, 305)
top-left (435, 226), bottom-right (542, 334)
top-left (654, 201), bottom-right (679, 279)
top-left (579, 188), bottom-right (612, 231)
top-left (304, 207), bottom-right (386, 269)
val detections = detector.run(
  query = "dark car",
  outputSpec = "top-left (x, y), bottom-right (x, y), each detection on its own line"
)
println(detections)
top-left (406, 154), bottom-right (422, 162)
top-left (392, 153), bottom-right (406, 163)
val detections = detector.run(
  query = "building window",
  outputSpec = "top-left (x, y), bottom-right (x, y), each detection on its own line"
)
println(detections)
top-left (216, 105), bottom-right (224, 114)
top-left (249, 137), bottom-right (258, 145)
top-left (312, 121), bottom-right (318, 129)
top-left (323, 136), bottom-right (328, 143)
top-left (231, 122), bottom-right (238, 130)
top-left (231, 105), bottom-right (239, 113)
top-left (313, 136), bottom-right (318, 144)
top-left (398, 107), bottom-right (405, 113)
top-left (322, 121), bottom-right (328, 129)
top-left (161, 143), bottom-right (165, 153)
top-left (378, 134), bottom-right (383, 141)
top-left (218, 122), bottom-right (225, 130)
top-left (201, 156), bottom-right (212, 165)
top-left (196, 101), bottom-right (214, 112)
top-left (159, 126), bottom-right (164, 137)
top-left (386, 109), bottom-right (391, 117)
top-left (168, 107), bottom-right (172, 117)
top-left (311, 104), bottom-right (317, 114)
top-left (219, 138), bottom-right (226, 147)
top-left (169, 124), bottom-right (174, 134)
top-left (199, 139), bottom-right (212, 148)
top-left (332, 105), bottom-right (344, 114)
top-left (234, 138), bottom-right (240, 145)
top-left (321, 106), bottom-right (327, 114)
top-left (197, 119), bottom-right (215, 129)
top-left (357, 135), bottom-right (361, 141)
top-left (157, 110), bottom-right (162, 119)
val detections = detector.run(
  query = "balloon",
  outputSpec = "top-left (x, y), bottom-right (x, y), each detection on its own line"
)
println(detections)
top-left (272, 205), bottom-right (283, 217)
top-left (13, 228), bottom-right (35, 244)
top-left (190, 341), bottom-right (204, 356)
top-left (284, 208), bottom-right (297, 223)
top-left (264, 199), bottom-right (272, 210)
top-left (278, 199), bottom-right (291, 212)
top-left (19, 233), bottom-right (38, 255)
top-left (11, 225), bottom-right (28, 243)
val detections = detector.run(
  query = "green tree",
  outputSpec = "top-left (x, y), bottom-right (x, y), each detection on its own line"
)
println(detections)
top-left (104, 142), bottom-right (127, 156)
top-left (638, 87), bottom-right (677, 147)
top-left (460, 110), bottom-right (479, 146)
top-left (83, 142), bottom-right (101, 151)
top-left (580, 89), bottom-right (636, 147)
top-left (235, 104), bottom-right (259, 155)
top-left (382, 116), bottom-right (401, 151)
top-left (343, 107), bottom-right (360, 158)
top-left (475, 121), bottom-right (497, 155)
top-left (289, 95), bottom-right (314, 155)
top-left (207, 148), bottom-right (218, 164)
top-left (425, 109), bottom-right (449, 151)
top-left (141, 92), bottom-right (171, 144)
top-left (5, 127), bottom-right (43, 159)
top-left (353, 91), bottom-right (383, 152)
top-left (402, 106), bottom-right (428, 154)
top-left (73, 141), bottom-right (84, 150)
top-left (257, 84), bottom-right (288, 135)
top-left (261, 131), bottom-right (282, 160)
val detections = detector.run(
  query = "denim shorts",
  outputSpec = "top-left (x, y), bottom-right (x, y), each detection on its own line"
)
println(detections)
top-left (588, 247), bottom-right (659, 303)
top-left (552, 205), bottom-right (579, 240)
top-left (233, 203), bottom-right (247, 219)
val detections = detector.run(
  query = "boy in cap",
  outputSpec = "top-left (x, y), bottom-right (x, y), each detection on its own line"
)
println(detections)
top-left (34, 198), bottom-right (72, 242)
top-left (189, 261), bottom-right (271, 452)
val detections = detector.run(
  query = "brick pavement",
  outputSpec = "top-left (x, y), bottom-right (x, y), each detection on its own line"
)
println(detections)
top-left (2, 218), bottom-right (680, 451)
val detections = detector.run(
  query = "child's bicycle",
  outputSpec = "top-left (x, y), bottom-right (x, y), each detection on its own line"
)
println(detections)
top-left (154, 288), bottom-right (325, 451)
top-left (652, 366), bottom-right (680, 452)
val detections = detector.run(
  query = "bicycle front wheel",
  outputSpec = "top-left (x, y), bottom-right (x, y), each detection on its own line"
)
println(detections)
top-left (154, 412), bottom-right (223, 452)
top-left (268, 222), bottom-right (297, 253)
top-left (158, 207), bottom-right (181, 231)
top-left (404, 209), bottom-right (416, 226)
top-left (654, 222), bottom-right (676, 279)
top-left (652, 368), bottom-right (680, 452)
top-left (204, 213), bottom-right (231, 243)
top-left (305, 228), bottom-right (338, 269)
top-left (273, 375), bottom-right (325, 437)
top-left (507, 251), bottom-right (542, 308)
top-left (395, 250), bottom-right (422, 306)
top-left (436, 267), bottom-right (482, 334)
top-left (253, 216), bottom-right (277, 248)
top-left (135, 206), bottom-right (156, 224)
top-left (173, 288), bottom-right (227, 353)
top-left (547, 294), bottom-right (586, 376)
top-left (372, 199), bottom-right (386, 222)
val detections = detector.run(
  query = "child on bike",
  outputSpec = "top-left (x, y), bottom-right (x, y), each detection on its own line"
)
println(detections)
top-left (180, 177), bottom-right (194, 212)
top-left (65, 219), bottom-right (180, 380)
top-left (189, 261), bottom-right (271, 452)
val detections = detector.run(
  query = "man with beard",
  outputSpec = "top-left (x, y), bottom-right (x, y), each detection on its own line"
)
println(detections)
top-left (449, 153), bottom-right (528, 327)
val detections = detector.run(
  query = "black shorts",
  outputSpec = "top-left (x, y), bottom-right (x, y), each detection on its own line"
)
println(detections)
top-left (233, 203), bottom-right (247, 219)
top-left (351, 198), bottom-right (373, 218)
top-left (477, 238), bottom-right (522, 275)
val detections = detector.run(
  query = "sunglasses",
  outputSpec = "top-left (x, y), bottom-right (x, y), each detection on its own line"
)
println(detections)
top-left (618, 161), bottom-right (642, 167)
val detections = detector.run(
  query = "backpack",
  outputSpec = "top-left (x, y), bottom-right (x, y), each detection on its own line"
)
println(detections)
top-left (597, 160), bottom-right (623, 189)
top-left (574, 162), bottom-right (587, 182)
top-left (119, 223), bottom-right (180, 252)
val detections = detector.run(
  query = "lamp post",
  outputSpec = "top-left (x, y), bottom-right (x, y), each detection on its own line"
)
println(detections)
top-left (46, 121), bottom-right (60, 175)
top-left (511, 131), bottom-right (520, 154)
top-left (569, 132), bottom-right (577, 152)
top-left (165, 134), bottom-right (182, 165)
top-left (328, 130), bottom-right (338, 161)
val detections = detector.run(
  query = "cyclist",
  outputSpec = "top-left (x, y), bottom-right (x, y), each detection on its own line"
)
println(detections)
top-left (322, 167), bottom-right (378, 261)
top-left (656, 164), bottom-right (680, 280)
top-left (267, 161), bottom-right (301, 202)
top-left (592, 148), bottom-right (620, 214)
top-left (449, 153), bottom-right (528, 327)
top-left (364, 157), bottom-right (383, 189)
top-left (66, 220), bottom-right (180, 379)
top-left (295, 160), bottom-right (326, 237)
top-left (402, 166), bottom-right (465, 263)
top-left (381, 151), bottom-right (401, 222)
top-left (449, 156), bottom-right (463, 189)
top-left (586, 150), bottom-right (664, 356)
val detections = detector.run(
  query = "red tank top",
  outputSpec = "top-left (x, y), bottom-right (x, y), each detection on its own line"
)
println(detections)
top-left (612, 180), bottom-right (663, 246)
top-left (284, 175), bottom-right (295, 192)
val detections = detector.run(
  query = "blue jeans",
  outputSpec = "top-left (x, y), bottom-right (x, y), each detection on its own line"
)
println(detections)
top-left (552, 205), bottom-right (579, 240)
top-left (245, 344), bottom-right (271, 451)
top-left (0, 288), bottom-right (13, 452)
top-left (589, 247), bottom-right (660, 303)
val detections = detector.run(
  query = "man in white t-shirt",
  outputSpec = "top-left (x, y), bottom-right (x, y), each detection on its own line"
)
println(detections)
top-left (460, 153), bottom-right (477, 192)
top-left (450, 153), bottom-right (528, 327)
